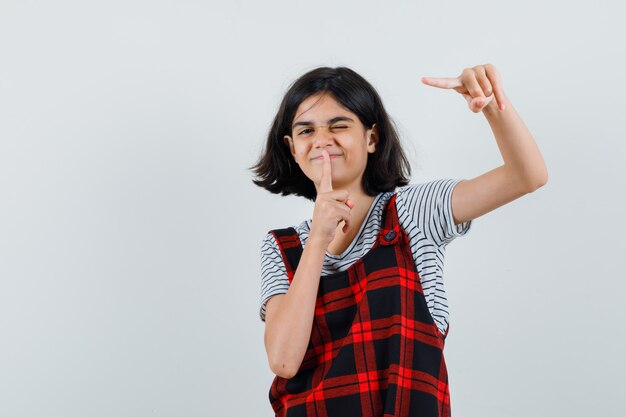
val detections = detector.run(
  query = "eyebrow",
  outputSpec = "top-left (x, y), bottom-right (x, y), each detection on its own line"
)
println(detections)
top-left (292, 116), bottom-right (354, 129)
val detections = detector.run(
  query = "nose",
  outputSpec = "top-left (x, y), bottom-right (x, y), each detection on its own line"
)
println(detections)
top-left (312, 126), bottom-right (336, 148)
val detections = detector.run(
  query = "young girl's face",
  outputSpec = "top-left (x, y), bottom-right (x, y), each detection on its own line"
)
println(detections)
top-left (283, 92), bottom-right (377, 193)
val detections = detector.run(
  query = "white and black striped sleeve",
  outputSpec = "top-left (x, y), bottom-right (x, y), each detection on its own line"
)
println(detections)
top-left (399, 179), bottom-right (472, 247)
top-left (259, 231), bottom-right (290, 322)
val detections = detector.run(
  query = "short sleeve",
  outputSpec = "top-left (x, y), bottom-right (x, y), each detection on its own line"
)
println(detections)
top-left (259, 232), bottom-right (290, 322)
top-left (396, 179), bottom-right (472, 247)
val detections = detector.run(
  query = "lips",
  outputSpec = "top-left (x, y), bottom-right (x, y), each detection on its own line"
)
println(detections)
top-left (311, 153), bottom-right (343, 161)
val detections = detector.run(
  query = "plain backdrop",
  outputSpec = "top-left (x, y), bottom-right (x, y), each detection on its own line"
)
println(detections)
top-left (1, 1), bottom-right (624, 416)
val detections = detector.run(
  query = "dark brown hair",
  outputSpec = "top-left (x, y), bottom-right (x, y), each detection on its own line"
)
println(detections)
top-left (249, 66), bottom-right (411, 202)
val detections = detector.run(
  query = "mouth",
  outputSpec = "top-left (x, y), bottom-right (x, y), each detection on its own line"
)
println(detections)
top-left (311, 154), bottom-right (343, 161)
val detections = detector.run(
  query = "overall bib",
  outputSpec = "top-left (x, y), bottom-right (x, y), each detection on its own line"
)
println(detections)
top-left (268, 193), bottom-right (451, 417)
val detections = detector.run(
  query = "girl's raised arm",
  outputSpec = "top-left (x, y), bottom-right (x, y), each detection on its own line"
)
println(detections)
top-left (421, 64), bottom-right (548, 225)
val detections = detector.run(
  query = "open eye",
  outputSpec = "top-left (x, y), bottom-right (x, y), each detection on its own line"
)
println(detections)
top-left (297, 128), bottom-right (314, 135)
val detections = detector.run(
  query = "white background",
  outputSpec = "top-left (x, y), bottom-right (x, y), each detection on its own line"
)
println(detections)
top-left (1, 1), bottom-right (624, 416)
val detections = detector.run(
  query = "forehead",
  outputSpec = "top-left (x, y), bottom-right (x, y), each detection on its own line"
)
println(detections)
top-left (293, 93), bottom-right (354, 122)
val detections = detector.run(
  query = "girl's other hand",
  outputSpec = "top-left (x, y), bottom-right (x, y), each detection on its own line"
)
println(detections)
top-left (421, 64), bottom-right (506, 113)
top-left (309, 149), bottom-right (354, 249)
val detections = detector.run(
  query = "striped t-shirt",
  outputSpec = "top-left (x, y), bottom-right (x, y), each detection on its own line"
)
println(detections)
top-left (259, 178), bottom-right (472, 336)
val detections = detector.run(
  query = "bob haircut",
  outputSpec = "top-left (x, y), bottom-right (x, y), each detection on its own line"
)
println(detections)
top-left (250, 66), bottom-right (412, 202)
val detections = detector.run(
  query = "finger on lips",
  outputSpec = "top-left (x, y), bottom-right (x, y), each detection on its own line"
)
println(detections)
top-left (320, 149), bottom-right (333, 192)
top-left (320, 149), bottom-right (353, 210)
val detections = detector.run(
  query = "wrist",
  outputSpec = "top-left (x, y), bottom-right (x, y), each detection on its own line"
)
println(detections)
top-left (306, 235), bottom-right (329, 252)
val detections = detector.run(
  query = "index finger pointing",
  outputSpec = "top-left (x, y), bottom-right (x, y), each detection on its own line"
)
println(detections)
top-left (421, 76), bottom-right (463, 89)
top-left (319, 149), bottom-right (333, 193)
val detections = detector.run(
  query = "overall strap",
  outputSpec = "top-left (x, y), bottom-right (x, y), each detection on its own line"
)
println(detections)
top-left (269, 227), bottom-right (302, 285)
top-left (377, 193), bottom-right (402, 247)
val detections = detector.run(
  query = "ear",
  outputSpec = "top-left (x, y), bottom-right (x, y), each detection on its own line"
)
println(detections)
top-left (366, 123), bottom-right (379, 153)
top-left (283, 135), bottom-right (296, 158)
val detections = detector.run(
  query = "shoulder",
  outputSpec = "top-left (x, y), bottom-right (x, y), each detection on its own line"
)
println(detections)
top-left (395, 179), bottom-right (471, 246)
top-left (260, 220), bottom-right (308, 253)
top-left (260, 232), bottom-right (280, 264)
top-left (395, 179), bottom-right (464, 210)
top-left (395, 178), bottom-right (460, 200)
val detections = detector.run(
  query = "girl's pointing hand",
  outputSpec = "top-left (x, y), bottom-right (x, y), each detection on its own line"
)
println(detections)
top-left (309, 149), bottom-right (354, 249)
top-left (421, 64), bottom-right (506, 113)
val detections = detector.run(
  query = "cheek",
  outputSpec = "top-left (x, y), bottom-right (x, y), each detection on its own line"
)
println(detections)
top-left (294, 144), bottom-right (310, 159)
top-left (295, 149), bottom-right (307, 163)
top-left (293, 149), bottom-right (310, 167)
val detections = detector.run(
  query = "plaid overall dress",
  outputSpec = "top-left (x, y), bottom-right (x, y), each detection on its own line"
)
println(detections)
top-left (268, 193), bottom-right (451, 417)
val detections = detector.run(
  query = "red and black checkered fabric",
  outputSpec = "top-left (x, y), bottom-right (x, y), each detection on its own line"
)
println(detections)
top-left (267, 193), bottom-right (451, 417)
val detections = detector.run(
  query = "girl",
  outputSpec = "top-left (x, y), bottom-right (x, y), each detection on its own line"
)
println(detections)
top-left (250, 65), bottom-right (547, 417)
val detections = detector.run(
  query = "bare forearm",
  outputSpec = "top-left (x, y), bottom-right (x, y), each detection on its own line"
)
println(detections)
top-left (482, 95), bottom-right (548, 189)
top-left (266, 238), bottom-right (326, 378)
